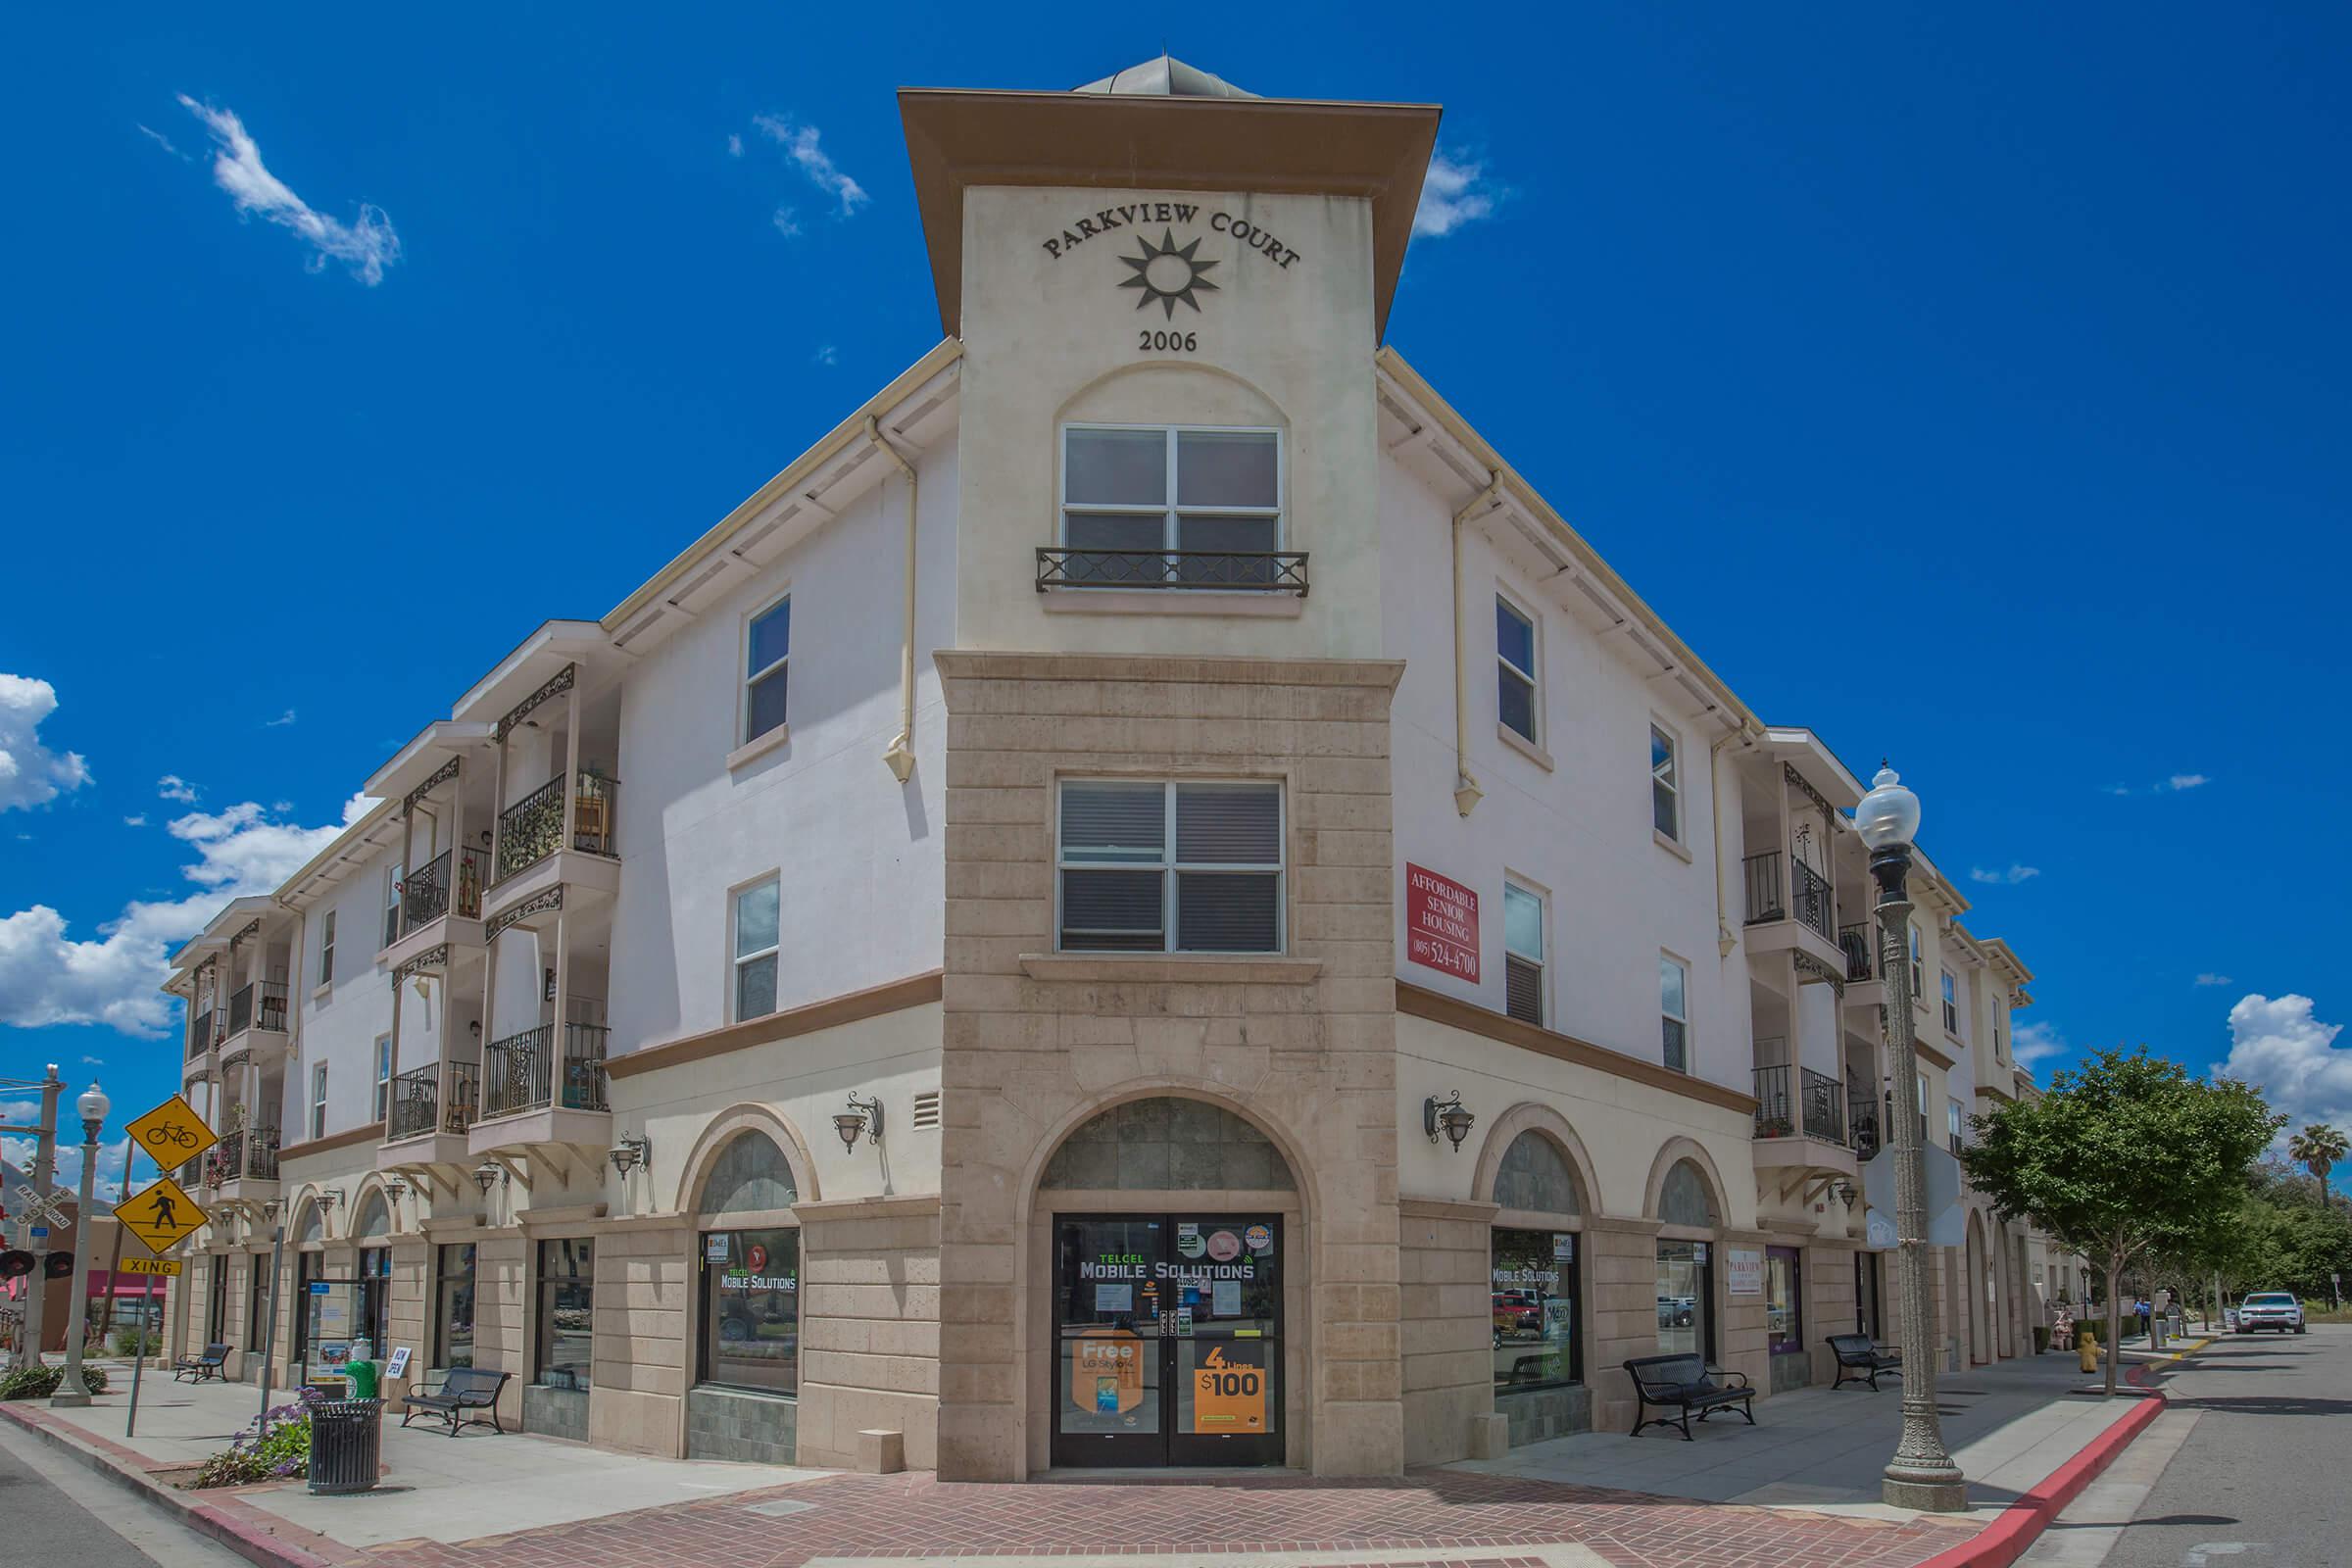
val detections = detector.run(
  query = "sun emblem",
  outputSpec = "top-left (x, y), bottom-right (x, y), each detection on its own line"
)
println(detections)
top-left (1118, 227), bottom-right (1220, 318)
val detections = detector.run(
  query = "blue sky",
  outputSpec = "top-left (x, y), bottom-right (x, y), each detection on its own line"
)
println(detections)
top-left (4, 2), bottom-right (2347, 1194)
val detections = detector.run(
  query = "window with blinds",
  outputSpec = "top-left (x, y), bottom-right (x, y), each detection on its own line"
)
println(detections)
top-left (1057, 780), bottom-right (1283, 954)
top-left (1503, 881), bottom-right (1544, 1025)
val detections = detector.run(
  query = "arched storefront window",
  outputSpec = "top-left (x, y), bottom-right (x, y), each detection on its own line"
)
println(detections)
top-left (695, 1131), bottom-right (801, 1396)
top-left (1491, 1132), bottom-right (1581, 1394)
top-left (1654, 1158), bottom-right (1719, 1360)
top-left (353, 1192), bottom-right (392, 1353)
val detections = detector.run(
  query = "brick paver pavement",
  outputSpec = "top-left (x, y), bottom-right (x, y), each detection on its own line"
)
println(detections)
top-left (354, 1467), bottom-right (1979, 1568)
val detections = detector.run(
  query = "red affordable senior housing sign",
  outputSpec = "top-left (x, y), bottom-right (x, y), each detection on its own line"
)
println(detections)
top-left (1405, 863), bottom-right (1479, 982)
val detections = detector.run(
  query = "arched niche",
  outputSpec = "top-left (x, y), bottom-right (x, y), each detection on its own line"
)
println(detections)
top-left (1041, 1096), bottom-right (1297, 1192)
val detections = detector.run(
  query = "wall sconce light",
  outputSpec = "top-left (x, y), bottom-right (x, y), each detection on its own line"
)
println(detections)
top-left (1834, 1179), bottom-right (1858, 1210)
top-left (319, 1188), bottom-right (345, 1211)
top-left (471, 1162), bottom-right (503, 1197)
top-left (468, 1020), bottom-right (482, 1040)
top-left (1423, 1091), bottom-right (1476, 1151)
top-left (834, 1094), bottom-right (884, 1151)
top-left (383, 1178), bottom-right (408, 1209)
top-left (608, 1134), bottom-right (651, 1177)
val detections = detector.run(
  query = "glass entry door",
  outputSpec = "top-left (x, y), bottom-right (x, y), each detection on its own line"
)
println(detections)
top-left (1053, 1213), bottom-right (1282, 1468)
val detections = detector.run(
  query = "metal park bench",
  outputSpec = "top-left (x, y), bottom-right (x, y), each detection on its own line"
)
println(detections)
top-left (397, 1366), bottom-right (513, 1437)
top-left (1826, 1332), bottom-right (1903, 1392)
top-left (1622, 1352), bottom-right (1756, 1441)
top-left (173, 1342), bottom-right (229, 1383)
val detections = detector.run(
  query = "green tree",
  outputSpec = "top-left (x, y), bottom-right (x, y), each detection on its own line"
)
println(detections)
top-left (1964, 1048), bottom-right (2281, 1394)
top-left (2287, 1123), bottom-right (2349, 1211)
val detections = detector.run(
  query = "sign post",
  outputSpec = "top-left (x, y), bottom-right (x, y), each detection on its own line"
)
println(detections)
top-left (115, 1100), bottom-right (219, 1439)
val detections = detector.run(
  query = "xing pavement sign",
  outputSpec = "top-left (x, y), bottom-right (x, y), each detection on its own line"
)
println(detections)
top-left (125, 1094), bottom-right (219, 1166)
top-left (114, 1175), bottom-right (208, 1255)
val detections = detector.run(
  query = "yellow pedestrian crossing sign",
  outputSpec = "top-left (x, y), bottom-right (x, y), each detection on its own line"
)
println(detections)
top-left (114, 1176), bottom-right (208, 1255)
top-left (125, 1095), bottom-right (219, 1166)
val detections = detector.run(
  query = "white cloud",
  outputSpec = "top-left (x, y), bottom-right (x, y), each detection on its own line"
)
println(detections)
top-left (137, 123), bottom-right (191, 162)
top-left (726, 132), bottom-right (744, 158)
top-left (156, 774), bottom-right (198, 803)
top-left (0, 675), bottom-right (92, 812)
top-left (2161, 773), bottom-right (2210, 792)
top-left (771, 206), bottom-right (802, 239)
top-left (122, 814), bottom-right (147, 827)
top-left (174, 96), bottom-right (402, 285)
top-left (2013, 1020), bottom-right (2067, 1067)
top-left (1413, 151), bottom-right (1500, 238)
top-left (265, 709), bottom-right (297, 727)
top-left (812, 343), bottom-right (838, 367)
top-left (0, 1137), bottom-right (143, 1203)
top-left (2195, 973), bottom-right (2233, 988)
top-left (0, 794), bottom-right (371, 1036)
top-left (2218, 993), bottom-right (2349, 1148)
top-left (751, 115), bottom-right (868, 215)
top-left (1969, 863), bottom-right (2041, 886)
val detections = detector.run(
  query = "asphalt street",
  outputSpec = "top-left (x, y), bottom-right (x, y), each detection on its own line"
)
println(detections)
top-left (0, 1417), bottom-right (245, 1568)
top-left (2091, 1323), bottom-right (2350, 1568)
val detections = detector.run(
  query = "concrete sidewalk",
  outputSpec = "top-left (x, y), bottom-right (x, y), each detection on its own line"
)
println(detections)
top-left (11, 1364), bottom-right (823, 1547)
top-left (1448, 1348), bottom-right (2159, 1524)
top-left (0, 1347), bottom-right (2181, 1568)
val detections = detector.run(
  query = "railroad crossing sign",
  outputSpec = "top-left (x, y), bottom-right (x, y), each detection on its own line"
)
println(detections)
top-left (125, 1094), bottom-right (219, 1166)
top-left (113, 1175), bottom-right (208, 1255)
top-left (122, 1256), bottom-right (181, 1277)
top-left (13, 1186), bottom-right (71, 1231)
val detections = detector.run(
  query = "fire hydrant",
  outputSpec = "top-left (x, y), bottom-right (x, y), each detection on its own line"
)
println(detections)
top-left (2077, 1323), bottom-right (2101, 1374)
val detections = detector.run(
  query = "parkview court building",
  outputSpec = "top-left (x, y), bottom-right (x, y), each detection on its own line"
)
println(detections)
top-left (160, 57), bottom-right (2086, 1480)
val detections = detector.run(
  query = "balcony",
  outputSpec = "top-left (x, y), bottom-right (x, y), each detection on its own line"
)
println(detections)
top-left (1035, 546), bottom-right (1309, 596)
top-left (1741, 850), bottom-right (1843, 970)
top-left (1838, 922), bottom-right (1874, 981)
top-left (205, 1128), bottom-right (281, 1203)
top-left (1752, 1057), bottom-right (1861, 1194)
top-left (183, 1008), bottom-right (219, 1079)
top-left (482, 771), bottom-right (621, 925)
top-left (379, 1058), bottom-right (481, 1170)
top-left (471, 1022), bottom-right (611, 1157)
top-left (404, 847), bottom-right (487, 934)
top-left (221, 981), bottom-right (290, 1057)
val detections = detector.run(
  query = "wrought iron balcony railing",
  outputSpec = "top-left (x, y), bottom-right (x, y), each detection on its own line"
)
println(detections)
top-left (402, 847), bottom-right (487, 934)
top-left (1036, 546), bottom-right (1309, 595)
top-left (494, 772), bottom-right (618, 885)
top-left (1838, 921), bottom-right (1875, 981)
top-left (1743, 850), bottom-right (1835, 940)
top-left (203, 1128), bottom-right (280, 1185)
top-left (1742, 852), bottom-right (1784, 925)
top-left (1789, 859), bottom-right (1834, 941)
top-left (187, 1009), bottom-right (216, 1059)
top-left (482, 1022), bottom-right (610, 1119)
top-left (387, 1059), bottom-right (479, 1140)
top-left (1753, 1060), bottom-right (1849, 1146)
top-left (225, 980), bottom-right (289, 1039)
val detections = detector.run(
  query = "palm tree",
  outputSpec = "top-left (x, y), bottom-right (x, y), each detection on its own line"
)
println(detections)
top-left (2287, 1123), bottom-right (2349, 1211)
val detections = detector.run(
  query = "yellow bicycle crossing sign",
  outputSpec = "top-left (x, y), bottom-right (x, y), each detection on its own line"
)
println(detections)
top-left (125, 1094), bottom-right (218, 1166)
top-left (114, 1175), bottom-right (208, 1254)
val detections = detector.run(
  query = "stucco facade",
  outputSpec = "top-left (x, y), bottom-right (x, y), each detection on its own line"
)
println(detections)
top-left (158, 56), bottom-right (2077, 1483)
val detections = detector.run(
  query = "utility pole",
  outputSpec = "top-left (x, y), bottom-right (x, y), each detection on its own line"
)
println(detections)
top-left (6, 1068), bottom-right (65, 1372)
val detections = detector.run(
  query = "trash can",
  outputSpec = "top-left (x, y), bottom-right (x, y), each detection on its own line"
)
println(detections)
top-left (345, 1359), bottom-right (379, 1400)
top-left (307, 1399), bottom-right (384, 1495)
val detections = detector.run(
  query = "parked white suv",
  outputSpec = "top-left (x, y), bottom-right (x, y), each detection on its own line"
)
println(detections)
top-left (2236, 1292), bottom-right (2306, 1334)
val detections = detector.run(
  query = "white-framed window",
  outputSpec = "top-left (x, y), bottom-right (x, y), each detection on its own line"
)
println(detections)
top-left (381, 862), bottom-right (403, 949)
top-left (310, 1062), bottom-right (328, 1142)
top-left (1909, 927), bottom-right (1924, 1000)
top-left (373, 1035), bottom-right (391, 1121)
top-left (1941, 969), bottom-right (1960, 1035)
top-left (743, 595), bottom-right (791, 745)
top-left (1502, 880), bottom-right (1545, 1026)
top-left (318, 910), bottom-right (336, 986)
top-left (1059, 424), bottom-right (1283, 582)
top-left (1915, 1074), bottom-right (1929, 1142)
top-left (1660, 955), bottom-right (1690, 1072)
top-left (1948, 1097), bottom-right (1966, 1155)
top-left (1496, 596), bottom-right (1539, 746)
top-left (1057, 779), bottom-right (1283, 954)
top-left (1650, 724), bottom-right (1681, 841)
top-left (731, 875), bottom-right (781, 1021)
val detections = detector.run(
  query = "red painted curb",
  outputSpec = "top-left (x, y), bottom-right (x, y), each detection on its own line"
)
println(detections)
top-left (1906, 1356), bottom-right (2171, 1568)
top-left (0, 1399), bottom-right (354, 1568)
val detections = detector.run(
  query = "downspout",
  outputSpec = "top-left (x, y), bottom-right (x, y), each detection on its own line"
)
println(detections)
top-left (1451, 472), bottom-right (1504, 816)
top-left (866, 416), bottom-right (919, 783)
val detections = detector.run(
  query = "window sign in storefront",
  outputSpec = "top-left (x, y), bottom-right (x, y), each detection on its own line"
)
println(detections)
top-left (1765, 1246), bottom-right (1802, 1356)
top-left (1491, 1228), bottom-right (1579, 1391)
top-left (700, 1227), bottom-right (799, 1395)
top-left (1727, 1247), bottom-right (1765, 1298)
